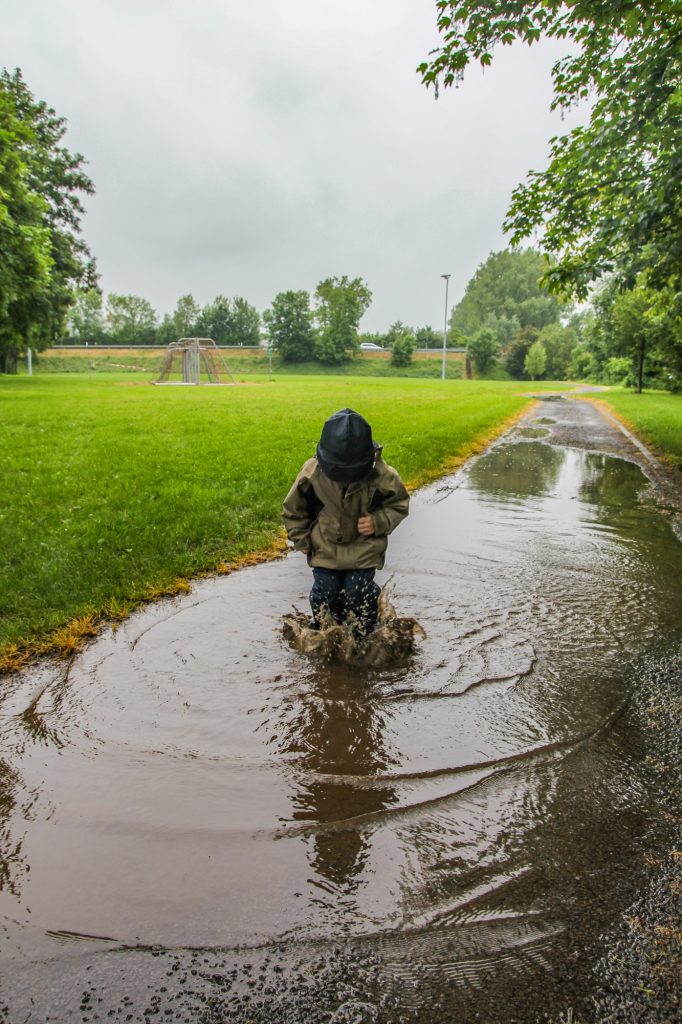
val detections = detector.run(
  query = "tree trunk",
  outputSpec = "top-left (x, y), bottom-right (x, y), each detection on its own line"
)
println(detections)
top-left (0, 347), bottom-right (19, 374)
top-left (636, 337), bottom-right (646, 394)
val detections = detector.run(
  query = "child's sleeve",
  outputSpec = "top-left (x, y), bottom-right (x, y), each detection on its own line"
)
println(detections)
top-left (371, 470), bottom-right (410, 537)
top-left (282, 469), bottom-right (314, 550)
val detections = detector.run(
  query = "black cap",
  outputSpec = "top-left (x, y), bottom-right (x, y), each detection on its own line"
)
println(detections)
top-left (316, 408), bottom-right (377, 483)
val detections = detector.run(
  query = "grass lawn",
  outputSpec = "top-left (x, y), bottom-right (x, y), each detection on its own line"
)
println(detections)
top-left (1, 373), bottom-right (547, 657)
top-left (599, 389), bottom-right (682, 469)
top-left (35, 347), bottom-right (468, 379)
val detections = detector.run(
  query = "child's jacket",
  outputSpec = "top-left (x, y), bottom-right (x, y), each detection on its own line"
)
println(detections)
top-left (282, 448), bottom-right (409, 571)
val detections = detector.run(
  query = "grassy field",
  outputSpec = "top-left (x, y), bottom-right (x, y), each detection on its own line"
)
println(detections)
top-left (1, 373), bottom-right (539, 658)
top-left (599, 389), bottom-right (682, 469)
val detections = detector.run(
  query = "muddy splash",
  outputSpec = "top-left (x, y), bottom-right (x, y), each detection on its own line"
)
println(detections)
top-left (2, 397), bottom-right (682, 1023)
top-left (282, 589), bottom-right (426, 666)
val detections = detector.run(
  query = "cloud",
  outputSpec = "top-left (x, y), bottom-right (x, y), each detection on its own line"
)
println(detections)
top-left (2, 0), bottom-right (585, 329)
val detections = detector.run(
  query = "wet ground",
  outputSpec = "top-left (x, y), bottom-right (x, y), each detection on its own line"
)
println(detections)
top-left (1, 395), bottom-right (681, 1023)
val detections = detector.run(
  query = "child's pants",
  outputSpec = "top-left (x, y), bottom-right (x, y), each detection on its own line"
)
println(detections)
top-left (310, 568), bottom-right (380, 636)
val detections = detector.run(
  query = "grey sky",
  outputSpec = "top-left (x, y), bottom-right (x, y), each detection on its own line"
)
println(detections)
top-left (3, 0), bottom-right (583, 331)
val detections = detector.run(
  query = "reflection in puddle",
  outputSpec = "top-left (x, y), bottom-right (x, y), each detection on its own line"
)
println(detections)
top-left (2, 440), bottom-right (681, 1021)
top-left (517, 426), bottom-right (551, 438)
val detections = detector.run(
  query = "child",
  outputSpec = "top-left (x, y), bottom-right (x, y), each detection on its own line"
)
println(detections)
top-left (283, 408), bottom-right (409, 638)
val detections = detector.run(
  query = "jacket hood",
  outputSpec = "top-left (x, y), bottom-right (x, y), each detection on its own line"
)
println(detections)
top-left (316, 408), bottom-right (377, 483)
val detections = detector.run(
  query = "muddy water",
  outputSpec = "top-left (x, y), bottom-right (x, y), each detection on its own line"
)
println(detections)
top-left (2, 406), bottom-right (682, 1022)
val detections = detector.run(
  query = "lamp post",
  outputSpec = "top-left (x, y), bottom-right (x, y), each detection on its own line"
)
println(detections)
top-left (440, 274), bottom-right (451, 381)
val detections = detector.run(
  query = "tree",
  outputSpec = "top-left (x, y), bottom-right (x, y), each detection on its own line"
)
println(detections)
top-left (537, 322), bottom-right (579, 380)
top-left (414, 325), bottom-right (441, 349)
top-left (384, 320), bottom-right (412, 350)
top-left (483, 311), bottom-right (521, 348)
top-left (505, 326), bottom-right (539, 379)
top-left (447, 325), bottom-right (468, 348)
top-left (105, 294), bottom-right (157, 345)
top-left (450, 249), bottom-right (564, 339)
top-left (525, 340), bottom-right (547, 381)
top-left (197, 295), bottom-right (260, 345)
top-left (390, 330), bottom-right (415, 367)
top-left (580, 277), bottom-right (682, 390)
top-left (157, 294), bottom-right (202, 344)
top-left (174, 294), bottom-right (201, 338)
top-left (610, 285), bottom-right (661, 394)
top-left (314, 276), bottom-right (372, 364)
top-left (66, 289), bottom-right (104, 343)
top-left (420, 3), bottom-right (682, 297)
top-left (0, 68), bottom-right (95, 372)
top-left (567, 344), bottom-right (596, 381)
top-left (197, 295), bottom-right (233, 343)
top-left (263, 290), bottom-right (316, 362)
top-left (467, 326), bottom-right (499, 375)
top-left (230, 296), bottom-right (260, 345)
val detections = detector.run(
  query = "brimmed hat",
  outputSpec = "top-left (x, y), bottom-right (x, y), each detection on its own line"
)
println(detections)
top-left (316, 408), bottom-right (377, 483)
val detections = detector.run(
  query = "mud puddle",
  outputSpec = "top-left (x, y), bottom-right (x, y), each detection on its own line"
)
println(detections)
top-left (2, 399), bottom-right (682, 1023)
top-left (282, 589), bottom-right (426, 666)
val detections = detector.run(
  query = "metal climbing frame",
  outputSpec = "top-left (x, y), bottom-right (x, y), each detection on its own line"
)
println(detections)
top-left (152, 338), bottom-right (237, 385)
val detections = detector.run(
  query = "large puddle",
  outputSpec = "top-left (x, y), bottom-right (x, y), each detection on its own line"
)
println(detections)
top-left (2, 423), bottom-right (682, 1021)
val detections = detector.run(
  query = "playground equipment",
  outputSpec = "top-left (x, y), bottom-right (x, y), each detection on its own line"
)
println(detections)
top-left (152, 338), bottom-right (237, 385)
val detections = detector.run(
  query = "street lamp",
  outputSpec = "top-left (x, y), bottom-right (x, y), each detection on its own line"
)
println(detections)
top-left (441, 274), bottom-right (451, 381)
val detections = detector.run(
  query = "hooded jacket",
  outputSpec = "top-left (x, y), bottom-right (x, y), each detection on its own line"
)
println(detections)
top-left (282, 449), bottom-right (409, 571)
top-left (316, 407), bottom-right (376, 483)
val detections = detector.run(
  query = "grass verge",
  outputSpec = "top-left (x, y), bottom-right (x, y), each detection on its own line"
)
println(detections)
top-left (0, 374), bottom-right (537, 668)
top-left (31, 347), bottom-right (467, 379)
top-left (595, 390), bottom-right (682, 470)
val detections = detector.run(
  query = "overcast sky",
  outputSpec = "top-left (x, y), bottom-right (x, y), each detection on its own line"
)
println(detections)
top-left (3, 0), bottom-right (584, 331)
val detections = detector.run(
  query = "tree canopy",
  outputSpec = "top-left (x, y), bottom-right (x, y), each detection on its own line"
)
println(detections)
top-left (467, 326), bottom-right (499, 375)
top-left (263, 290), bottom-right (316, 362)
top-left (157, 294), bottom-right (202, 343)
top-left (314, 276), bottom-right (372, 364)
top-left (524, 339), bottom-right (547, 381)
top-left (414, 325), bottom-right (442, 349)
top-left (420, 2), bottom-right (682, 297)
top-left (577, 278), bottom-right (682, 391)
top-left (504, 326), bottom-right (539, 379)
top-left (106, 294), bottom-right (157, 345)
top-left (0, 68), bottom-right (95, 372)
top-left (66, 289), bottom-right (104, 343)
top-left (390, 329), bottom-right (416, 367)
top-left (195, 295), bottom-right (260, 345)
top-left (450, 248), bottom-right (564, 338)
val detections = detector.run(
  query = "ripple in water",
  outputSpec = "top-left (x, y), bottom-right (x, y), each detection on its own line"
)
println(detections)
top-left (2, 438), bottom-right (682, 1022)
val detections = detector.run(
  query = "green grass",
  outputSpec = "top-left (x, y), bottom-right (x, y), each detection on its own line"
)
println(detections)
top-left (0, 373), bottom-right (538, 652)
top-left (600, 389), bottom-right (682, 469)
top-left (30, 348), bottom-right (466, 379)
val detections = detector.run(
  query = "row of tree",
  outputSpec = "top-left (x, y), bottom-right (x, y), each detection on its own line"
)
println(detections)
top-left (67, 278), bottom-right (442, 369)
top-left (67, 291), bottom-right (262, 347)
top-left (50, 245), bottom-right (682, 389)
top-left (66, 276), bottom-right (374, 364)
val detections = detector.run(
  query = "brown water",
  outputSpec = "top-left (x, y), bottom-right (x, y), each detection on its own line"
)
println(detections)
top-left (2, 418), bottom-right (682, 1021)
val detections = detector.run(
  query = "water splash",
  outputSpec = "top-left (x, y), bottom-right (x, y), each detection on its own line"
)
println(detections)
top-left (281, 589), bottom-right (426, 667)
